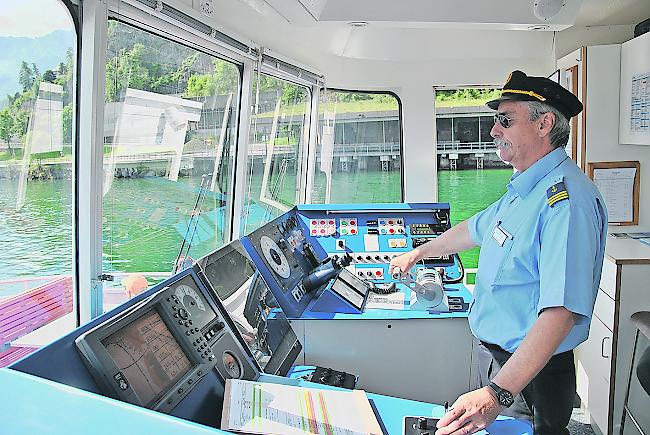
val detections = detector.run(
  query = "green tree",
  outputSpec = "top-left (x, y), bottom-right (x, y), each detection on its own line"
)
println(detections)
top-left (19, 61), bottom-right (33, 92)
top-left (11, 110), bottom-right (30, 141)
top-left (42, 70), bottom-right (56, 83)
top-left (62, 105), bottom-right (73, 145)
top-left (0, 108), bottom-right (14, 154)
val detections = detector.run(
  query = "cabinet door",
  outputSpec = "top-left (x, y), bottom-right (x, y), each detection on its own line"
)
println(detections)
top-left (583, 317), bottom-right (614, 433)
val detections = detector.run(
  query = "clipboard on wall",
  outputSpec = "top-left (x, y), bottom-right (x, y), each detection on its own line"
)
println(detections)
top-left (587, 161), bottom-right (640, 225)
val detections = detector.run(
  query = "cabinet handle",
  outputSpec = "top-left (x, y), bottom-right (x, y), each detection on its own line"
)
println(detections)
top-left (601, 337), bottom-right (610, 359)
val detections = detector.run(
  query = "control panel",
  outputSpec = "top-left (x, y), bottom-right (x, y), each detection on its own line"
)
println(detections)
top-left (296, 203), bottom-right (466, 313)
top-left (240, 204), bottom-right (468, 318)
top-left (75, 271), bottom-right (258, 413)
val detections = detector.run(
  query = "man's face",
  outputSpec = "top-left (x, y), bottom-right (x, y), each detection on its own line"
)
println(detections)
top-left (490, 101), bottom-right (544, 171)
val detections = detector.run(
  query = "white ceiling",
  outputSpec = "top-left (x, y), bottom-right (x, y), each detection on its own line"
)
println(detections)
top-left (202, 0), bottom-right (650, 64)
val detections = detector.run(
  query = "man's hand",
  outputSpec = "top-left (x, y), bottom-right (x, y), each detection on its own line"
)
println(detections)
top-left (388, 249), bottom-right (421, 276)
top-left (435, 387), bottom-right (502, 435)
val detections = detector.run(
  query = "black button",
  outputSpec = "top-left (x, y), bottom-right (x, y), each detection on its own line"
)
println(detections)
top-left (172, 306), bottom-right (177, 311)
top-left (188, 320), bottom-right (193, 325)
top-left (178, 320), bottom-right (183, 325)
top-left (167, 398), bottom-right (173, 404)
top-left (177, 388), bottom-right (183, 394)
top-left (186, 331), bottom-right (191, 336)
top-left (197, 371), bottom-right (203, 376)
top-left (188, 379), bottom-right (193, 385)
top-left (208, 355), bottom-right (215, 361)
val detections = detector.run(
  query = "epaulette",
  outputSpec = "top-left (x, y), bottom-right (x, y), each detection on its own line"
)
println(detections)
top-left (546, 182), bottom-right (569, 207)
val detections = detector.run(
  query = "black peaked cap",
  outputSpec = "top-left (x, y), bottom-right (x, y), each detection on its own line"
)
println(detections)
top-left (487, 70), bottom-right (583, 120)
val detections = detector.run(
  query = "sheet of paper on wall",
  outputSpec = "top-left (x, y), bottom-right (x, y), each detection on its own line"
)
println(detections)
top-left (592, 167), bottom-right (637, 223)
top-left (221, 379), bottom-right (384, 435)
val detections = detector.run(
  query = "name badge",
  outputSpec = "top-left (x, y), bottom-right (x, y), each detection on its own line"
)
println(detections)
top-left (491, 222), bottom-right (512, 247)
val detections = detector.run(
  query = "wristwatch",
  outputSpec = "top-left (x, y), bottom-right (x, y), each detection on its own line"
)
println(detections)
top-left (488, 381), bottom-right (515, 407)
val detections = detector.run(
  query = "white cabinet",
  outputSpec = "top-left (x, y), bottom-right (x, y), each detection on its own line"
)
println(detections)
top-left (575, 237), bottom-right (650, 434)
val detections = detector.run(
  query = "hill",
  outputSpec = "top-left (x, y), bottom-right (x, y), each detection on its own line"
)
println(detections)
top-left (0, 29), bottom-right (75, 106)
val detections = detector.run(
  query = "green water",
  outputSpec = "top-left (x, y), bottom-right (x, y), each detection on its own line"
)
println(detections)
top-left (0, 169), bottom-right (512, 283)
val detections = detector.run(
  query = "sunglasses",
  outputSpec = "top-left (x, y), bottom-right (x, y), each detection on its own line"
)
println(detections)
top-left (493, 113), bottom-right (514, 128)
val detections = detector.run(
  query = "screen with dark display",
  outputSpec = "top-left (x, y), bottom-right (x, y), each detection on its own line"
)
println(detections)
top-left (101, 309), bottom-right (193, 406)
top-left (204, 248), bottom-right (256, 300)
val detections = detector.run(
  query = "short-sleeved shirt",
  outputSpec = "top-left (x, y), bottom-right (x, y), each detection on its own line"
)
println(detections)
top-left (468, 148), bottom-right (607, 354)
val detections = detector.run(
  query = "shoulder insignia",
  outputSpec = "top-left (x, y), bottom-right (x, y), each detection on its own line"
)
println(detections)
top-left (546, 182), bottom-right (569, 207)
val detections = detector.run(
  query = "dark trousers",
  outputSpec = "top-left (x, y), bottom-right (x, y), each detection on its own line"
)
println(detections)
top-left (474, 339), bottom-right (576, 435)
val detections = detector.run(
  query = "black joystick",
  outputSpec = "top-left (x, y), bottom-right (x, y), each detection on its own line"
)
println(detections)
top-left (301, 254), bottom-right (352, 292)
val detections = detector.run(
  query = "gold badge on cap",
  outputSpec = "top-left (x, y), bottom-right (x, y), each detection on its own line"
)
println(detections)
top-left (505, 72), bottom-right (513, 84)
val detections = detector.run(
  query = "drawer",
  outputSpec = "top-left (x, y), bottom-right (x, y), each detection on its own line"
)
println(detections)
top-left (593, 289), bottom-right (615, 331)
top-left (599, 258), bottom-right (618, 299)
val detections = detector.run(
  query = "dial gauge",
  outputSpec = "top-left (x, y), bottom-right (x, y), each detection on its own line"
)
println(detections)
top-left (260, 236), bottom-right (291, 279)
top-left (222, 351), bottom-right (243, 379)
top-left (174, 284), bottom-right (206, 312)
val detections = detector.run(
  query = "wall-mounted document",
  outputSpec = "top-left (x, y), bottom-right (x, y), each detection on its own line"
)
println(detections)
top-left (593, 167), bottom-right (637, 223)
top-left (222, 379), bottom-right (383, 435)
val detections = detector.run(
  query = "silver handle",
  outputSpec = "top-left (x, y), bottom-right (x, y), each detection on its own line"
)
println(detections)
top-left (601, 337), bottom-right (611, 359)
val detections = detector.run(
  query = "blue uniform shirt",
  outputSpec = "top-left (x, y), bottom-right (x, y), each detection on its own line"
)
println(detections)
top-left (468, 148), bottom-right (607, 354)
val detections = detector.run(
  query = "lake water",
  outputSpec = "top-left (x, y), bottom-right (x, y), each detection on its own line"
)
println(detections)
top-left (0, 168), bottom-right (512, 284)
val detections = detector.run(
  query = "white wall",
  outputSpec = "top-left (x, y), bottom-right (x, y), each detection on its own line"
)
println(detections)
top-left (586, 43), bottom-right (650, 228)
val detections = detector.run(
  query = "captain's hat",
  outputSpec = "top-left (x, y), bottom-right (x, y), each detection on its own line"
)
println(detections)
top-left (486, 70), bottom-right (583, 120)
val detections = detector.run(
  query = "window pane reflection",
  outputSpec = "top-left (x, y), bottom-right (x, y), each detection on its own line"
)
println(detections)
top-left (311, 90), bottom-right (403, 204)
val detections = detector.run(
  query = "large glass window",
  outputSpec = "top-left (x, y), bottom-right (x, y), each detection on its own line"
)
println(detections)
top-left (311, 90), bottom-right (402, 204)
top-left (0, 0), bottom-right (77, 365)
top-left (240, 74), bottom-right (310, 235)
top-left (103, 21), bottom-right (240, 306)
top-left (435, 88), bottom-right (511, 283)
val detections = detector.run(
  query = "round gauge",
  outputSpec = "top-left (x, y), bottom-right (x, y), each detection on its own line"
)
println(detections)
top-left (222, 351), bottom-right (243, 379)
top-left (260, 236), bottom-right (291, 279)
top-left (175, 284), bottom-right (206, 312)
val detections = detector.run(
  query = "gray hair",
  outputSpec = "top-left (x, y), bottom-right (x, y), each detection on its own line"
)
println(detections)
top-left (524, 101), bottom-right (571, 149)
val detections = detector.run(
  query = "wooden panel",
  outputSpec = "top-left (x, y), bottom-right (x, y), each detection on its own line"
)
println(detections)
top-left (593, 289), bottom-right (616, 331)
top-left (599, 258), bottom-right (619, 300)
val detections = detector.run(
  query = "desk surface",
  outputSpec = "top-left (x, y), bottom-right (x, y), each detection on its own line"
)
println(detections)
top-left (0, 369), bottom-right (532, 435)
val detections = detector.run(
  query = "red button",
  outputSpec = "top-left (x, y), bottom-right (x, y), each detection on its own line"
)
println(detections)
top-left (311, 220), bottom-right (317, 225)
top-left (329, 220), bottom-right (334, 224)
top-left (375, 271), bottom-right (382, 276)
top-left (350, 229), bottom-right (356, 234)
top-left (388, 220), bottom-right (394, 224)
top-left (350, 220), bottom-right (356, 225)
top-left (320, 220), bottom-right (325, 224)
top-left (312, 230), bottom-right (317, 234)
top-left (320, 229), bottom-right (325, 233)
top-left (389, 229), bottom-right (395, 234)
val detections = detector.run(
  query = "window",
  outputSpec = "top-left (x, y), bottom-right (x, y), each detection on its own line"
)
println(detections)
top-left (435, 88), bottom-right (511, 282)
top-left (240, 74), bottom-right (310, 235)
top-left (0, 0), bottom-right (77, 364)
top-left (310, 90), bottom-right (403, 204)
top-left (103, 21), bottom-right (241, 303)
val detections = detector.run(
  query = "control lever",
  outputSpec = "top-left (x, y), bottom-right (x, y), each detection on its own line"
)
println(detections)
top-left (301, 254), bottom-right (352, 292)
top-left (393, 267), bottom-right (447, 309)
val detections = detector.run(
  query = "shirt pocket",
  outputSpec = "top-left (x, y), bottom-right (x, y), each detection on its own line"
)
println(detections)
top-left (477, 222), bottom-right (516, 287)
